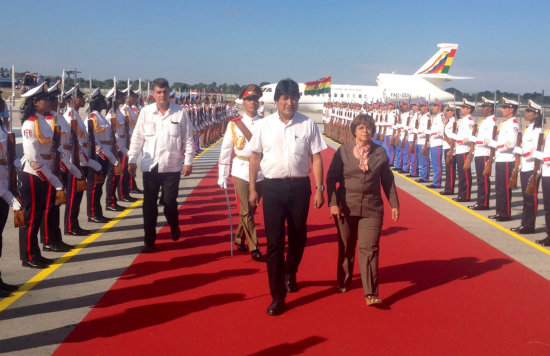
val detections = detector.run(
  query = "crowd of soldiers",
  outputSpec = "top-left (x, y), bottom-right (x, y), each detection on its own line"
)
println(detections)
top-left (0, 81), bottom-right (237, 296)
top-left (323, 97), bottom-right (550, 247)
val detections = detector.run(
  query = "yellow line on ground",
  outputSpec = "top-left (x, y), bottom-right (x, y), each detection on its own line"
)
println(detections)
top-left (322, 134), bottom-right (550, 257)
top-left (0, 139), bottom-right (223, 312)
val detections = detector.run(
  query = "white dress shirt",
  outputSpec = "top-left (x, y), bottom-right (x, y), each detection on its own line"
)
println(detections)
top-left (474, 115), bottom-right (496, 157)
top-left (249, 111), bottom-right (327, 179)
top-left (128, 102), bottom-right (195, 172)
top-left (493, 117), bottom-right (519, 163)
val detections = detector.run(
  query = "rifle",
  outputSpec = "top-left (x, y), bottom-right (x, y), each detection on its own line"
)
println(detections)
top-left (409, 113), bottom-right (419, 154)
top-left (87, 117), bottom-right (103, 184)
top-left (400, 112), bottom-right (411, 149)
top-left (111, 77), bottom-right (123, 176)
top-left (483, 124), bottom-right (498, 176)
top-left (389, 109), bottom-right (398, 146)
top-left (421, 115), bottom-right (432, 157)
top-left (7, 132), bottom-right (26, 226)
top-left (463, 122), bottom-right (478, 170)
top-left (525, 90), bottom-right (545, 195)
top-left (444, 120), bottom-right (457, 165)
top-left (52, 124), bottom-right (66, 205)
top-left (509, 131), bottom-right (523, 188)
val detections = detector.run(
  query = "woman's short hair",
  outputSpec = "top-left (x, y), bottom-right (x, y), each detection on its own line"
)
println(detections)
top-left (274, 79), bottom-right (300, 102)
top-left (152, 78), bottom-right (170, 90)
top-left (350, 114), bottom-right (376, 137)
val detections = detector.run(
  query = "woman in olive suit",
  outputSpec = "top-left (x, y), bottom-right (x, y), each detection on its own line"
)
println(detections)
top-left (327, 114), bottom-right (400, 306)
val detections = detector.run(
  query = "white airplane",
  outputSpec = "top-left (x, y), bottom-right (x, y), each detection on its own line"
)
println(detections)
top-left (255, 43), bottom-right (472, 112)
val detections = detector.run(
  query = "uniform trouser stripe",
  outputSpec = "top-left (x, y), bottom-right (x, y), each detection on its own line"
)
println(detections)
top-left (67, 176), bottom-right (76, 232)
top-left (483, 157), bottom-right (489, 207)
top-left (27, 174), bottom-right (35, 261)
top-left (44, 185), bottom-right (52, 244)
top-left (91, 183), bottom-right (96, 217)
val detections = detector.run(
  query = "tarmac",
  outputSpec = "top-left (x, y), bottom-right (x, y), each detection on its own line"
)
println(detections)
top-left (0, 110), bottom-right (549, 355)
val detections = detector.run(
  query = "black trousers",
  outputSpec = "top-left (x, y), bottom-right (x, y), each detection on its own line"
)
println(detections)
top-left (495, 161), bottom-right (513, 217)
top-left (118, 153), bottom-right (131, 200)
top-left (542, 176), bottom-right (550, 235)
top-left (262, 177), bottom-right (311, 300)
top-left (443, 149), bottom-right (456, 194)
top-left (520, 170), bottom-right (539, 229)
top-left (142, 165), bottom-right (181, 246)
top-left (0, 198), bottom-right (8, 258)
top-left (105, 160), bottom-right (121, 207)
top-left (19, 172), bottom-right (49, 262)
top-left (455, 153), bottom-right (472, 201)
top-left (474, 156), bottom-right (491, 208)
top-left (64, 168), bottom-right (86, 233)
top-left (87, 157), bottom-right (109, 218)
top-left (40, 183), bottom-right (63, 245)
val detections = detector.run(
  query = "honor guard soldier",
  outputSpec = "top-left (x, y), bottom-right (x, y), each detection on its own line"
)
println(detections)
top-left (488, 97), bottom-right (520, 221)
top-left (128, 78), bottom-right (195, 253)
top-left (510, 99), bottom-right (542, 234)
top-left (86, 88), bottom-right (118, 223)
top-left (396, 102), bottom-right (410, 173)
top-left (406, 102), bottom-right (420, 177)
top-left (218, 84), bottom-right (265, 261)
top-left (469, 97), bottom-right (497, 210)
top-left (452, 99), bottom-right (475, 201)
top-left (0, 95), bottom-right (23, 294)
top-left (39, 83), bottom-right (80, 251)
top-left (427, 101), bottom-right (444, 188)
top-left (105, 87), bottom-right (128, 211)
top-left (384, 102), bottom-right (396, 164)
top-left (415, 101), bottom-right (431, 183)
top-left (120, 87), bottom-right (141, 199)
top-left (19, 83), bottom-right (64, 268)
top-left (531, 101), bottom-right (550, 246)
top-left (63, 86), bottom-right (102, 236)
top-left (441, 104), bottom-right (458, 195)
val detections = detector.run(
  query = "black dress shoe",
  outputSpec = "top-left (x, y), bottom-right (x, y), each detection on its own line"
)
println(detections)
top-left (406, 174), bottom-right (418, 178)
top-left (510, 226), bottom-right (535, 234)
top-left (171, 227), bottom-right (181, 241)
top-left (234, 242), bottom-right (248, 252)
top-left (440, 191), bottom-right (455, 195)
top-left (141, 244), bottom-right (155, 253)
top-left (88, 216), bottom-right (110, 223)
top-left (77, 228), bottom-right (92, 236)
top-left (130, 188), bottom-right (144, 194)
top-left (337, 285), bottom-right (350, 293)
top-left (415, 178), bottom-right (429, 183)
top-left (488, 214), bottom-right (502, 220)
top-left (426, 184), bottom-right (441, 189)
top-left (453, 197), bottom-right (470, 202)
top-left (0, 279), bottom-right (19, 292)
top-left (536, 237), bottom-right (550, 246)
top-left (43, 244), bottom-right (71, 252)
top-left (120, 197), bottom-right (137, 202)
top-left (285, 274), bottom-right (299, 293)
top-left (0, 289), bottom-right (11, 298)
top-left (495, 216), bottom-right (511, 222)
top-left (106, 204), bottom-right (125, 212)
top-left (251, 249), bottom-right (266, 262)
top-left (22, 259), bottom-right (49, 269)
top-left (469, 204), bottom-right (490, 211)
top-left (39, 256), bottom-right (55, 265)
top-left (266, 298), bottom-right (285, 316)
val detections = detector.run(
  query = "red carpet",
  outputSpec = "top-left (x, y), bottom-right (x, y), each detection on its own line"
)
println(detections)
top-left (55, 148), bottom-right (550, 355)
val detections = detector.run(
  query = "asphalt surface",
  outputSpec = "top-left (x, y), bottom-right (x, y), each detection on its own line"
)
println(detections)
top-left (0, 110), bottom-right (549, 355)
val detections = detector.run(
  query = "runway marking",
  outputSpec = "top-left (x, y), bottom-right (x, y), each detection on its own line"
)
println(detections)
top-left (322, 134), bottom-right (550, 257)
top-left (0, 138), bottom-right (223, 313)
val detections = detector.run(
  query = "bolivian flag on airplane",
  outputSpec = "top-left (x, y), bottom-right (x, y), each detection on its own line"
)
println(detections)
top-left (304, 75), bottom-right (331, 95)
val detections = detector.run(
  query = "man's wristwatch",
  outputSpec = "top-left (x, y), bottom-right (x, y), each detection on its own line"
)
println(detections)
top-left (316, 185), bottom-right (325, 191)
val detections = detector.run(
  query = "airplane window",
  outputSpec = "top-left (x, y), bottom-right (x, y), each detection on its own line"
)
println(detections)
top-left (340, 94), bottom-right (343, 98)
top-left (333, 93), bottom-right (337, 98)
top-left (359, 94), bottom-right (362, 98)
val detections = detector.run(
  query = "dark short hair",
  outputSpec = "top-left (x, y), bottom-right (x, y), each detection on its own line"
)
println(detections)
top-left (152, 78), bottom-right (170, 90)
top-left (274, 78), bottom-right (300, 102)
top-left (350, 114), bottom-right (376, 138)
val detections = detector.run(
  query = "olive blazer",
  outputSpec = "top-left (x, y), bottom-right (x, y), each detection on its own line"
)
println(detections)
top-left (326, 142), bottom-right (399, 218)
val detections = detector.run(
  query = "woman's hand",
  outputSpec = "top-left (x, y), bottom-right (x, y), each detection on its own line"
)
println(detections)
top-left (330, 205), bottom-right (343, 221)
top-left (391, 208), bottom-right (400, 222)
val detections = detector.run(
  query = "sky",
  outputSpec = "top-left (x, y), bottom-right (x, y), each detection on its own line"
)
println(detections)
top-left (2, 0), bottom-right (549, 93)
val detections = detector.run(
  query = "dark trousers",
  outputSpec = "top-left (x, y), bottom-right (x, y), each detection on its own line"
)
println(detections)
top-left (520, 170), bottom-right (539, 229)
top-left (19, 172), bottom-right (48, 262)
top-left (455, 153), bottom-right (472, 201)
top-left (495, 161), bottom-right (513, 217)
top-left (40, 183), bottom-right (63, 245)
top-left (542, 177), bottom-right (550, 235)
top-left (87, 157), bottom-right (109, 218)
top-left (0, 198), bottom-right (8, 258)
top-left (443, 149), bottom-right (456, 194)
top-left (142, 166), bottom-right (181, 246)
top-left (118, 153), bottom-right (131, 200)
top-left (262, 178), bottom-right (311, 300)
top-left (474, 156), bottom-right (491, 207)
top-left (64, 168), bottom-right (86, 233)
top-left (105, 161), bottom-right (121, 207)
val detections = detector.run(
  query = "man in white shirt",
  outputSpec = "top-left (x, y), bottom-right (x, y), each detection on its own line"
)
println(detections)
top-left (249, 79), bottom-right (326, 316)
top-left (128, 78), bottom-right (195, 253)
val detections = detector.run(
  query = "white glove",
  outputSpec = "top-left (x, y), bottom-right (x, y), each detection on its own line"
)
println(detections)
top-left (513, 147), bottom-right (523, 155)
top-left (489, 140), bottom-right (498, 149)
top-left (69, 164), bottom-right (83, 179)
top-left (532, 151), bottom-right (544, 161)
top-left (11, 197), bottom-right (21, 211)
top-left (218, 178), bottom-right (227, 190)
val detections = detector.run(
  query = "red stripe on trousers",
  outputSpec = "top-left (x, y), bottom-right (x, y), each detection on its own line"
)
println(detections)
top-left (91, 183), bottom-right (96, 217)
top-left (463, 154), bottom-right (470, 200)
top-left (27, 175), bottom-right (36, 261)
top-left (483, 157), bottom-right (489, 207)
top-left (119, 155), bottom-right (127, 199)
top-left (506, 162), bottom-right (511, 216)
top-left (44, 185), bottom-right (52, 244)
top-left (67, 176), bottom-right (76, 232)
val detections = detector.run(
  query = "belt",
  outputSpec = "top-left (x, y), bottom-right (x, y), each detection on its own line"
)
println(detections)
top-left (41, 154), bottom-right (53, 160)
top-left (100, 140), bottom-right (111, 144)
top-left (265, 177), bottom-right (309, 183)
top-left (63, 144), bottom-right (72, 150)
top-left (235, 155), bottom-right (249, 162)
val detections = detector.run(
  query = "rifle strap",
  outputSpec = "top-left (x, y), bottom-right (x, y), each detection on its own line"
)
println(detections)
top-left (233, 119), bottom-right (253, 142)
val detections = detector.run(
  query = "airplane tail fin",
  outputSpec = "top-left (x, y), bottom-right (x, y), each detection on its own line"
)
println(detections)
top-left (414, 43), bottom-right (459, 75)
